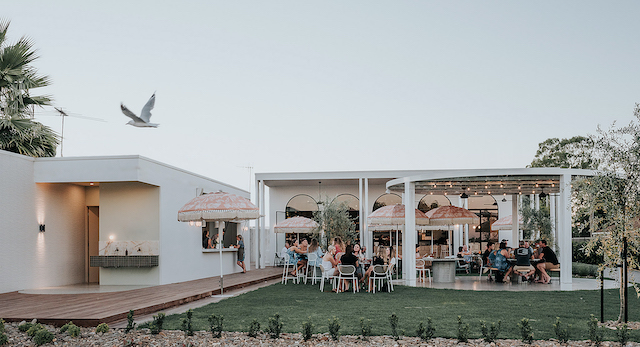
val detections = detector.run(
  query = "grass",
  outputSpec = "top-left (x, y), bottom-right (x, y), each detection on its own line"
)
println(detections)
top-left (146, 282), bottom-right (640, 341)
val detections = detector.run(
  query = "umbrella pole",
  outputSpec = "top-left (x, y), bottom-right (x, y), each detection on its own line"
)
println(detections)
top-left (218, 222), bottom-right (224, 295)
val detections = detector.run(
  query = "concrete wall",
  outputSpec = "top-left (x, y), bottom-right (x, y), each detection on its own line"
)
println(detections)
top-left (0, 151), bottom-right (86, 293)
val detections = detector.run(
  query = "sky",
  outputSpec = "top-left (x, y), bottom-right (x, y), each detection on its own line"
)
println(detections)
top-left (5, 1), bottom-right (640, 192)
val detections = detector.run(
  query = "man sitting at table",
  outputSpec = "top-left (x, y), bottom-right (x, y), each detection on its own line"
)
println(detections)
top-left (535, 239), bottom-right (559, 284)
top-left (481, 241), bottom-right (494, 274)
top-left (513, 240), bottom-right (536, 282)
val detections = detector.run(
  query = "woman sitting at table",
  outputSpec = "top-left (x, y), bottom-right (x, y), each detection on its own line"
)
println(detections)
top-left (288, 239), bottom-right (309, 277)
top-left (333, 237), bottom-right (345, 261)
top-left (307, 238), bottom-right (324, 267)
top-left (493, 241), bottom-right (514, 283)
top-left (364, 246), bottom-right (388, 291)
top-left (322, 245), bottom-right (339, 278)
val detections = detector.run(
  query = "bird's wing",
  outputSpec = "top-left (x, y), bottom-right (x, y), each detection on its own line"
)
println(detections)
top-left (121, 104), bottom-right (144, 123)
top-left (139, 93), bottom-right (155, 123)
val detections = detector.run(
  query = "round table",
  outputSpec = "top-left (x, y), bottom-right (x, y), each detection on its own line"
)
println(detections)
top-left (426, 258), bottom-right (458, 283)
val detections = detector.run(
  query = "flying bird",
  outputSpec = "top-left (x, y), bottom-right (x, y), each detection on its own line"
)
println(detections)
top-left (121, 93), bottom-right (159, 127)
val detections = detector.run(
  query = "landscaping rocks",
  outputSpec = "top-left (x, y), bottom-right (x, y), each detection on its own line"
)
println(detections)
top-left (1, 321), bottom-right (638, 346)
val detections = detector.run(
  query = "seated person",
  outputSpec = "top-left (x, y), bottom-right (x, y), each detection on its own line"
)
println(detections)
top-left (307, 239), bottom-right (324, 267)
top-left (280, 240), bottom-right (291, 261)
top-left (513, 240), bottom-right (536, 281)
top-left (288, 239), bottom-right (308, 276)
top-left (481, 241), bottom-right (494, 274)
top-left (322, 245), bottom-right (340, 279)
top-left (493, 241), bottom-right (514, 282)
top-left (339, 244), bottom-right (360, 291)
top-left (353, 244), bottom-right (366, 277)
top-left (535, 239), bottom-right (559, 284)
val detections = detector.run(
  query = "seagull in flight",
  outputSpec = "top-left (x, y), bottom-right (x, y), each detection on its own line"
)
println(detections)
top-left (121, 93), bottom-right (159, 128)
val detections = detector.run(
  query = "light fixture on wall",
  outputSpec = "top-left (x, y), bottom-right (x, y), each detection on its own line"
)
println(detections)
top-left (460, 192), bottom-right (469, 199)
top-left (38, 224), bottom-right (45, 232)
top-left (539, 190), bottom-right (547, 198)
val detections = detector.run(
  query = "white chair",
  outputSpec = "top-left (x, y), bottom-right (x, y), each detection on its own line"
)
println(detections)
top-left (455, 259), bottom-right (469, 274)
top-left (274, 253), bottom-right (285, 266)
top-left (369, 265), bottom-right (389, 293)
top-left (305, 253), bottom-right (322, 284)
top-left (319, 264), bottom-right (337, 292)
top-left (416, 258), bottom-right (432, 283)
top-left (281, 256), bottom-right (298, 285)
top-left (386, 259), bottom-right (396, 292)
top-left (337, 265), bottom-right (358, 293)
top-left (476, 257), bottom-right (485, 278)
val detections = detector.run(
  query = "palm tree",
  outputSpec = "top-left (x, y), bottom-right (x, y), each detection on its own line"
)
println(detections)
top-left (0, 19), bottom-right (58, 157)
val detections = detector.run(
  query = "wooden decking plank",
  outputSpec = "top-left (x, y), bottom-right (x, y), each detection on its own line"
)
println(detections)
top-left (0, 267), bottom-right (282, 326)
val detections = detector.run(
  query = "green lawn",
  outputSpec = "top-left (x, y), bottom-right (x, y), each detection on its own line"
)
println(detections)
top-left (151, 283), bottom-right (640, 341)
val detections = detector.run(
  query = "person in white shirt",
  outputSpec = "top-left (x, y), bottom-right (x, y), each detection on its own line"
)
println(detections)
top-left (281, 240), bottom-right (291, 259)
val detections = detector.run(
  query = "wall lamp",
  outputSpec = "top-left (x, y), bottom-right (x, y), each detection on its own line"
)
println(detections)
top-left (39, 224), bottom-right (45, 232)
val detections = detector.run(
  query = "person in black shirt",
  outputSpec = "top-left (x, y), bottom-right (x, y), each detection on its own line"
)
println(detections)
top-left (513, 240), bottom-right (535, 281)
top-left (535, 239), bottom-right (559, 284)
top-left (481, 241), bottom-right (494, 272)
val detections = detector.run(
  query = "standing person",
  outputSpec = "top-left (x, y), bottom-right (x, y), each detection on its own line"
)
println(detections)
top-left (513, 240), bottom-right (535, 281)
top-left (202, 229), bottom-right (212, 249)
top-left (234, 235), bottom-right (246, 273)
top-left (536, 239), bottom-right (559, 284)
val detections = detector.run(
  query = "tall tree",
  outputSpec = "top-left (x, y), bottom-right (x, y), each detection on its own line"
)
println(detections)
top-left (0, 19), bottom-right (58, 157)
top-left (529, 136), bottom-right (598, 169)
top-left (577, 103), bottom-right (640, 323)
top-left (312, 197), bottom-right (358, 249)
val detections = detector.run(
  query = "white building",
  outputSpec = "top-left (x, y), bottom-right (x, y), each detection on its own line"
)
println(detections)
top-left (0, 150), bottom-right (249, 294)
top-left (254, 168), bottom-right (594, 290)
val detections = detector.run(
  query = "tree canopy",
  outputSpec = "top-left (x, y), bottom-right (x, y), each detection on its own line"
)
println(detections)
top-left (529, 136), bottom-right (598, 169)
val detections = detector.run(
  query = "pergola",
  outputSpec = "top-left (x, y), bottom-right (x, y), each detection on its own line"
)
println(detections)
top-left (385, 168), bottom-right (595, 290)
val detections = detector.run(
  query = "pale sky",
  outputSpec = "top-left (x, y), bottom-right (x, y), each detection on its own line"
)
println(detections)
top-left (5, 1), bottom-right (640, 191)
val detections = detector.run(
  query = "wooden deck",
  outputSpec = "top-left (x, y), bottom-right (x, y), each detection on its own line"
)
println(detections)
top-left (0, 267), bottom-right (282, 327)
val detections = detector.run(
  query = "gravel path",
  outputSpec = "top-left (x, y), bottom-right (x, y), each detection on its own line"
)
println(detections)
top-left (2, 321), bottom-right (638, 346)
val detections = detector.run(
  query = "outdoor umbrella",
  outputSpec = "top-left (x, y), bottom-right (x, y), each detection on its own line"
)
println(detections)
top-left (424, 206), bottom-right (479, 256)
top-left (273, 216), bottom-right (319, 240)
top-left (491, 215), bottom-right (523, 231)
top-left (178, 191), bottom-right (260, 295)
top-left (367, 204), bottom-right (430, 268)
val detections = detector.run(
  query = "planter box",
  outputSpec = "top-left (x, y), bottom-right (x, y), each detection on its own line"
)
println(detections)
top-left (90, 255), bottom-right (159, 268)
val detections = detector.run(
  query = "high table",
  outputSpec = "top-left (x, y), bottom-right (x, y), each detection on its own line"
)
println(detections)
top-left (427, 258), bottom-right (458, 283)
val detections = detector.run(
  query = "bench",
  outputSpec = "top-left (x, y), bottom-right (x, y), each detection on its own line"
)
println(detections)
top-left (548, 267), bottom-right (561, 283)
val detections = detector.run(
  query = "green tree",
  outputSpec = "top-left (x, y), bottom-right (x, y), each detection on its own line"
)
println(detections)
top-left (0, 19), bottom-right (58, 157)
top-left (577, 103), bottom-right (640, 323)
top-left (313, 197), bottom-right (357, 248)
top-left (529, 136), bottom-right (598, 169)
top-left (520, 195), bottom-right (552, 244)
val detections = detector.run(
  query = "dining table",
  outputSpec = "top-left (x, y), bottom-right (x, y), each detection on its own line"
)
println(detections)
top-left (425, 257), bottom-right (458, 283)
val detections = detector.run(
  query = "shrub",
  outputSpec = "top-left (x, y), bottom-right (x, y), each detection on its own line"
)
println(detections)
top-left (480, 320), bottom-right (501, 343)
top-left (0, 318), bottom-right (4, 333)
top-left (518, 318), bottom-right (533, 344)
top-left (587, 315), bottom-right (602, 346)
top-left (60, 321), bottom-right (72, 333)
top-left (617, 323), bottom-right (629, 347)
top-left (95, 323), bottom-right (109, 333)
top-left (266, 314), bottom-right (283, 339)
top-left (18, 322), bottom-right (33, 332)
top-left (125, 310), bottom-right (136, 333)
top-left (208, 314), bottom-right (223, 338)
top-left (572, 241), bottom-right (603, 265)
top-left (553, 317), bottom-right (570, 343)
top-left (301, 318), bottom-right (314, 341)
top-left (181, 309), bottom-right (194, 337)
top-left (60, 321), bottom-right (80, 337)
top-left (417, 318), bottom-right (435, 341)
top-left (389, 313), bottom-right (401, 341)
top-left (456, 316), bottom-right (469, 343)
top-left (360, 318), bottom-right (372, 341)
top-left (33, 329), bottom-right (54, 346)
top-left (0, 332), bottom-right (7, 346)
top-left (328, 316), bottom-right (340, 341)
top-left (150, 313), bottom-right (165, 335)
top-left (572, 262), bottom-right (599, 277)
top-left (248, 319), bottom-right (260, 338)
top-left (26, 323), bottom-right (44, 337)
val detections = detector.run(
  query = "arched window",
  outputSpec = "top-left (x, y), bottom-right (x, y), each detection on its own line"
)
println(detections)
top-left (372, 193), bottom-right (402, 211)
top-left (417, 195), bottom-right (451, 213)
top-left (285, 194), bottom-right (319, 219)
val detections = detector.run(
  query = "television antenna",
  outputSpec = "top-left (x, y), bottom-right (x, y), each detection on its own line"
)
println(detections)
top-left (53, 107), bottom-right (106, 157)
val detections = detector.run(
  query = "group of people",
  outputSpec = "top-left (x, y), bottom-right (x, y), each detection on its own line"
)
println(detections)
top-left (482, 239), bottom-right (559, 284)
top-left (280, 236), bottom-right (397, 292)
top-left (201, 229), bottom-right (247, 273)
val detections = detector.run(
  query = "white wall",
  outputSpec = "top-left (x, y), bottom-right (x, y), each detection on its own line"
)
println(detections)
top-left (0, 151), bottom-right (86, 293)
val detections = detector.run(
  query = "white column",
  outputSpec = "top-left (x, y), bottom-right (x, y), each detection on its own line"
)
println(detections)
top-left (550, 193), bottom-right (556, 244)
top-left (403, 179), bottom-right (416, 282)
top-left (358, 178), bottom-right (364, 246)
top-left (511, 194), bottom-right (518, 248)
top-left (364, 178), bottom-right (370, 258)
top-left (463, 198), bottom-right (469, 246)
top-left (259, 180), bottom-right (265, 269)
top-left (254, 179), bottom-right (260, 270)
top-left (558, 174), bottom-right (572, 289)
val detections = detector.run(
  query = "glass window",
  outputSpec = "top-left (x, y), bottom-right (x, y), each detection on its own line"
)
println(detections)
top-left (372, 193), bottom-right (402, 211)
top-left (285, 194), bottom-right (319, 219)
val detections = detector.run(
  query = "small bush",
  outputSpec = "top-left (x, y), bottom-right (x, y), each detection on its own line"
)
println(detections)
top-left (33, 329), bottom-right (54, 346)
top-left (587, 315), bottom-right (602, 346)
top-left (0, 332), bottom-right (8, 346)
top-left (617, 323), bottom-right (629, 347)
top-left (60, 321), bottom-right (72, 333)
top-left (26, 323), bottom-right (44, 337)
top-left (480, 320), bottom-right (501, 343)
top-left (417, 318), bottom-right (435, 341)
top-left (248, 319), bottom-right (260, 338)
top-left (95, 323), bottom-right (109, 333)
top-left (456, 316), bottom-right (469, 343)
top-left (328, 316), bottom-right (340, 341)
top-left (181, 309), bottom-right (194, 337)
top-left (68, 324), bottom-right (81, 338)
top-left (553, 317), bottom-right (570, 343)
top-left (301, 318), bottom-right (314, 341)
top-left (389, 313), bottom-right (401, 340)
top-left (125, 310), bottom-right (136, 333)
top-left (208, 314), bottom-right (223, 338)
top-left (518, 318), bottom-right (534, 344)
top-left (0, 318), bottom-right (4, 333)
top-left (18, 322), bottom-right (33, 332)
top-left (149, 312), bottom-right (165, 335)
top-left (360, 318), bottom-right (372, 341)
top-left (572, 262), bottom-right (599, 278)
top-left (266, 313), bottom-right (283, 339)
